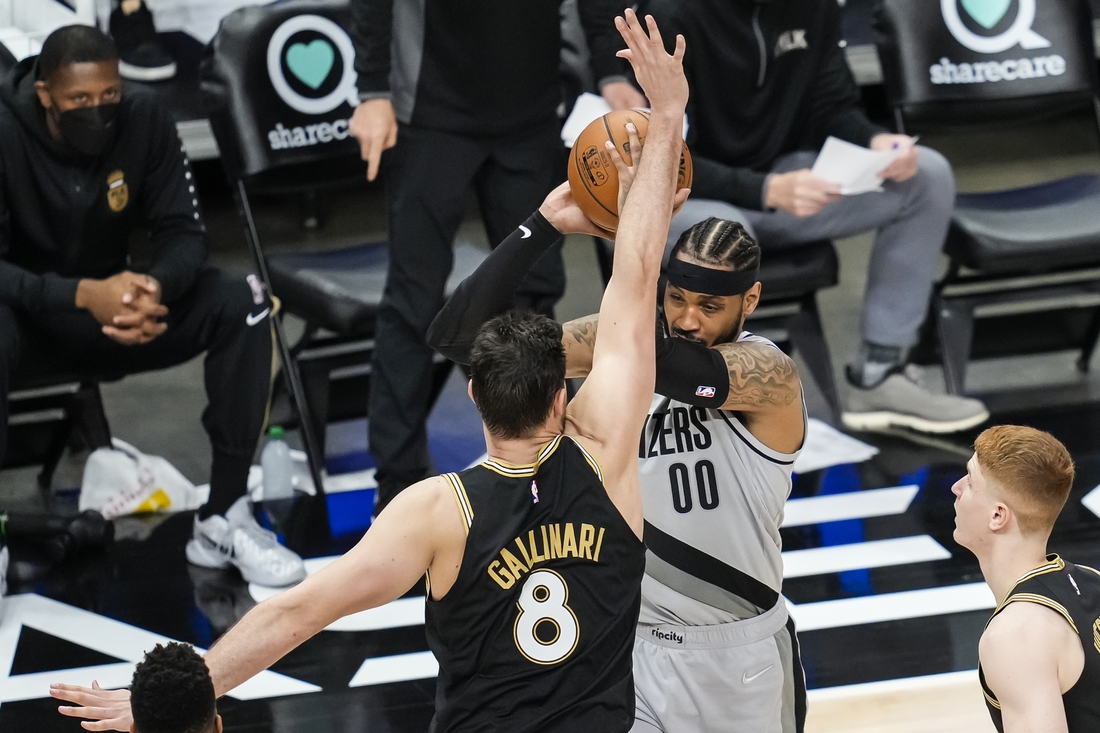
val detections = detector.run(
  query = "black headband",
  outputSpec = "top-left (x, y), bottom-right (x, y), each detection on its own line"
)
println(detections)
top-left (665, 257), bottom-right (758, 296)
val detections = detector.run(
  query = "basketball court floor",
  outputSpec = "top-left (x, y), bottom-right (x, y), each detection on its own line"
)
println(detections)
top-left (2, 119), bottom-right (1100, 731)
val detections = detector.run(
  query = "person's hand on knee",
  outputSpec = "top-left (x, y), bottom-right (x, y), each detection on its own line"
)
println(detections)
top-left (871, 133), bottom-right (919, 182)
top-left (764, 170), bottom-right (842, 217)
top-left (350, 98), bottom-right (398, 183)
top-left (601, 80), bottom-right (647, 110)
top-left (76, 272), bottom-right (167, 345)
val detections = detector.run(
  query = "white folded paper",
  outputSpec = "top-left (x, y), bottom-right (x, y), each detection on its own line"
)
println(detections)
top-left (811, 136), bottom-right (907, 195)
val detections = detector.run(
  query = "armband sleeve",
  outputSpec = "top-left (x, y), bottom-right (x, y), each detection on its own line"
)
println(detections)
top-left (654, 336), bottom-right (730, 408)
top-left (428, 210), bottom-right (561, 365)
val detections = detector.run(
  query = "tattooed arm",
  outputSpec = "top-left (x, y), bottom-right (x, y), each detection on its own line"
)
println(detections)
top-left (714, 340), bottom-right (804, 452)
top-left (714, 341), bottom-right (801, 412)
top-left (562, 314), bottom-right (599, 378)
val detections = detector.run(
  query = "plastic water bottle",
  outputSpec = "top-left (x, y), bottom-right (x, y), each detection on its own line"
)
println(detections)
top-left (260, 426), bottom-right (295, 501)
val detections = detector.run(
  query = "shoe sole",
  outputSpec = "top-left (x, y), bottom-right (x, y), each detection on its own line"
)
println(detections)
top-left (234, 563), bottom-right (306, 587)
top-left (119, 60), bottom-right (177, 81)
top-left (841, 408), bottom-right (990, 434)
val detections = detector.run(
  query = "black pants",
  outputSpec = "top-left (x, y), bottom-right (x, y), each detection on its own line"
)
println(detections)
top-left (370, 121), bottom-right (565, 509)
top-left (0, 268), bottom-right (273, 518)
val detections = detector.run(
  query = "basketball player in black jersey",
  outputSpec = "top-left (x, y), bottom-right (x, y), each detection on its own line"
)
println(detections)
top-left (953, 425), bottom-right (1100, 733)
top-left (51, 11), bottom-right (690, 733)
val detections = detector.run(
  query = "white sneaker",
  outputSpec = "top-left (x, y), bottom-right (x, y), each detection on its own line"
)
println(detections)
top-left (185, 497), bottom-right (306, 587)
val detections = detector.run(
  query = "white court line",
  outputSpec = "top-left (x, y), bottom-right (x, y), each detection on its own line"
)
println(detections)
top-left (348, 651), bottom-right (438, 687)
top-left (807, 669), bottom-right (979, 701)
top-left (1083, 484), bottom-right (1100, 519)
top-left (782, 535), bottom-right (951, 578)
top-left (0, 594), bottom-right (318, 704)
top-left (781, 485), bottom-right (919, 527)
top-left (788, 582), bottom-right (996, 632)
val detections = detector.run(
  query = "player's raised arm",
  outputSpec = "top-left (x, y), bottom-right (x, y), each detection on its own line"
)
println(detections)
top-left (565, 10), bottom-right (688, 534)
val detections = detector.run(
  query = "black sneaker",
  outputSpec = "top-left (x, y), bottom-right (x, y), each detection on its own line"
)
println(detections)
top-left (109, 1), bottom-right (176, 82)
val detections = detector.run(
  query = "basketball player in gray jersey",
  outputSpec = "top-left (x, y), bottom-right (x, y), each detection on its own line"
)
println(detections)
top-left (430, 209), bottom-right (807, 731)
top-left (563, 220), bottom-right (807, 733)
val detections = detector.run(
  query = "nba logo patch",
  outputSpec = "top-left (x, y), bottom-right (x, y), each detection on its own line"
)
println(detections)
top-left (696, 385), bottom-right (716, 398)
top-left (531, 480), bottom-right (540, 504)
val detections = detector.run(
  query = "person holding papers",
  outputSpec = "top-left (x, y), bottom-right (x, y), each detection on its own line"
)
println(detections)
top-left (642, 0), bottom-right (988, 435)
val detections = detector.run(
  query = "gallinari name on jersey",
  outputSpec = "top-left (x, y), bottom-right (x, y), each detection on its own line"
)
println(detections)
top-left (489, 522), bottom-right (608, 589)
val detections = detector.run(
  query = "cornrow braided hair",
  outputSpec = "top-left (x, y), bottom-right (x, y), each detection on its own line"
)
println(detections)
top-left (671, 217), bottom-right (760, 273)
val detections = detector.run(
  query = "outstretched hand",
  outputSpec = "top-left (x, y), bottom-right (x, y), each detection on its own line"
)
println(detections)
top-left (614, 9), bottom-right (688, 116)
top-left (539, 182), bottom-right (613, 238)
top-left (51, 680), bottom-right (133, 731)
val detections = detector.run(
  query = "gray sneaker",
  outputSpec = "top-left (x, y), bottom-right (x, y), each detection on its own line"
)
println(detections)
top-left (842, 364), bottom-right (990, 434)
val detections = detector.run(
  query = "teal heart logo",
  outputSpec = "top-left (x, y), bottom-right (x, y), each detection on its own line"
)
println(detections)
top-left (960, 0), bottom-right (1012, 30)
top-left (285, 39), bottom-right (335, 90)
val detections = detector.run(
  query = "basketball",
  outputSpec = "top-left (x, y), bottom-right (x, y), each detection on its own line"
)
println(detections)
top-left (567, 108), bottom-right (693, 233)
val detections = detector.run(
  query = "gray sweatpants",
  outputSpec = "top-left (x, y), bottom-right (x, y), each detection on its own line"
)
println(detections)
top-left (667, 147), bottom-right (955, 350)
top-left (631, 601), bottom-right (805, 733)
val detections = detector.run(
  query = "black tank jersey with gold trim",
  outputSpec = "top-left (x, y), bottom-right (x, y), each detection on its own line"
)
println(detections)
top-left (425, 435), bottom-right (645, 733)
top-left (979, 554), bottom-right (1100, 733)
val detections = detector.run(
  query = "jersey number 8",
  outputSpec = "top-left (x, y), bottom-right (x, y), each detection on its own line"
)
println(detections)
top-left (514, 569), bottom-right (580, 665)
top-left (669, 460), bottom-right (720, 514)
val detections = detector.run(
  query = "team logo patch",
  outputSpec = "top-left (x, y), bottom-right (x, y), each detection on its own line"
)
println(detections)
top-left (1093, 617), bottom-right (1100, 654)
top-left (695, 385), bottom-right (716, 398)
top-left (106, 170), bottom-right (129, 212)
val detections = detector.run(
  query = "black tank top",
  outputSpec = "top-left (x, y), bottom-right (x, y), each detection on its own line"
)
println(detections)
top-left (979, 555), bottom-right (1100, 733)
top-left (424, 435), bottom-right (646, 733)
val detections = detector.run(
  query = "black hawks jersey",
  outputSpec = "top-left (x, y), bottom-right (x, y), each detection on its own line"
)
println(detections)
top-left (979, 555), bottom-right (1100, 733)
top-left (424, 435), bottom-right (645, 733)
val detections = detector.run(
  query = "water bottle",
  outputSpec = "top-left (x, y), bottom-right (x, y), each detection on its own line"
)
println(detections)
top-left (260, 426), bottom-right (295, 501)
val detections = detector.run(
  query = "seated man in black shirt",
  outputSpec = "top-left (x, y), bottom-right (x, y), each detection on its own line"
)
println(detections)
top-left (0, 25), bottom-right (304, 587)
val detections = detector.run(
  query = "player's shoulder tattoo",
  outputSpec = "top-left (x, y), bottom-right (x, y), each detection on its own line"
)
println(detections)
top-left (716, 341), bottom-right (800, 408)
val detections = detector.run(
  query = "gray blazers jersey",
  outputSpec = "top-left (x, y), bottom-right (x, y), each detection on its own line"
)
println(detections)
top-left (637, 332), bottom-right (803, 626)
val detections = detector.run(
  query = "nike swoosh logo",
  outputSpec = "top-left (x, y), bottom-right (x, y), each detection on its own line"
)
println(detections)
top-left (246, 308), bottom-right (270, 326)
top-left (742, 665), bottom-right (773, 684)
top-left (519, 225), bottom-right (532, 239)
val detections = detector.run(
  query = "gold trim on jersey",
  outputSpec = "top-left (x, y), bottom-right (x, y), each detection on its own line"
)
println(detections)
top-left (990, 555), bottom-right (1065, 619)
top-left (482, 435), bottom-right (564, 478)
top-left (425, 569), bottom-right (432, 597)
top-left (999, 593), bottom-right (1079, 634)
top-left (982, 684), bottom-right (1002, 710)
top-left (1093, 617), bottom-right (1099, 655)
top-left (566, 436), bottom-right (604, 483)
top-left (445, 472), bottom-right (473, 534)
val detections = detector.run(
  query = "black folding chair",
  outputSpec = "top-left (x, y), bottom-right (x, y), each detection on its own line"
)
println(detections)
top-left (876, 0), bottom-right (1100, 394)
top-left (201, 0), bottom-right (484, 493)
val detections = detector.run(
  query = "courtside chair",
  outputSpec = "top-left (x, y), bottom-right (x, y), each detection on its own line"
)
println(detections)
top-left (200, 0), bottom-right (485, 490)
top-left (875, 0), bottom-right (1100, 394)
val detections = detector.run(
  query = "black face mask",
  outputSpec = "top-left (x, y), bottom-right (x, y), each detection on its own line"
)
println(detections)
top-left (55, 103), bottom-right (119, 157)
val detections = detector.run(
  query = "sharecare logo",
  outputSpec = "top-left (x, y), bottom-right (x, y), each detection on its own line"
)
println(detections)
top-left (931, 0), bottom-right (1063, 86)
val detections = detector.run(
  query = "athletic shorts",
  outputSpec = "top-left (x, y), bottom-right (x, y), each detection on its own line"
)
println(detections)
top-left (631, 600), bottom-right (806, 733)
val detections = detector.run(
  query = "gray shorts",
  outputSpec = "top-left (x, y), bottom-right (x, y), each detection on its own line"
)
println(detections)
top-left (631, 601), bottom-right (806, 733)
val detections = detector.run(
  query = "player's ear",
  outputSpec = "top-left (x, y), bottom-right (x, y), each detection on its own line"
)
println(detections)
top-left (467, 379), bottom-right (475, 404)
top-left (213, 713), bottom-right (223, 733)
top-left (989, 501), bottom-right (1011, 533)
top-left (740, 282), bottom-right (762, 317)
